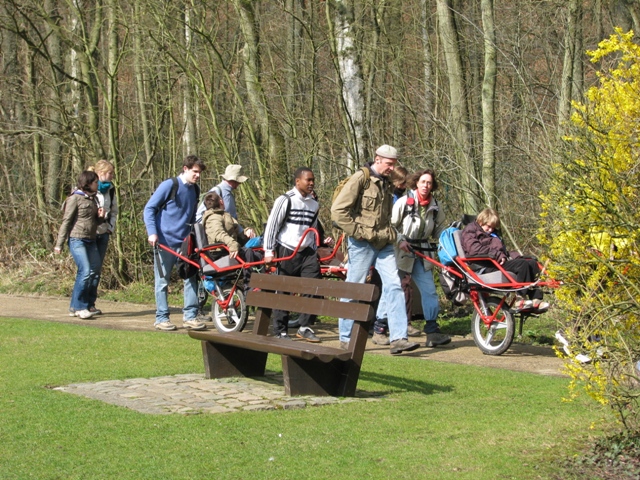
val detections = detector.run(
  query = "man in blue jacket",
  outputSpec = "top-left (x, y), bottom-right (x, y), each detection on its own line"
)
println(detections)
top-left (143, 155), bottom-right (207, 331)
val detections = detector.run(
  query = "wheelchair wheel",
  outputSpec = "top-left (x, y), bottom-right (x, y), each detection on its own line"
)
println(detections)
top-left (212, 288), bottom-right (247, 333)
top-left (471, 296), bottom-right (514, 355)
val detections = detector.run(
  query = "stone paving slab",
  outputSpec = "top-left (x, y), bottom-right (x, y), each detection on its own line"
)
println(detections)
top-left (53, 373), bottom-right (383, 415)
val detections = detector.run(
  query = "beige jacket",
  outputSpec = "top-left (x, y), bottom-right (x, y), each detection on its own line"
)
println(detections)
top-left (392, 192), bottom-right (446, 272)
top-left (331, 167), bottom-right (396, 249)
top-left (55, 192), bottom-right (101, 250)
top-left (202, 208), bottom-right (241, 252)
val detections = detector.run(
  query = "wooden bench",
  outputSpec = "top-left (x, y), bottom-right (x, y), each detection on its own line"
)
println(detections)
top-left (188, 273), bottom-right (379, 397)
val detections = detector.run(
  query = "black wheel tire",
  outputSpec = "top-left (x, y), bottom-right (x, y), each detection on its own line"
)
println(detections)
top-left (471, 296), bottom-right (515, 356)
top-left (212, 288), bottom-right (247, 333)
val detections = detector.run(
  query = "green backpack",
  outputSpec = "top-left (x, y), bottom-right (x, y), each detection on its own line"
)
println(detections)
top-left (331, 166), bottom-right (371, 204)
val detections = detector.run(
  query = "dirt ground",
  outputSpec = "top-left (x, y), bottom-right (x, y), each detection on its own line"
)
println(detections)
top-left (0, 293), bottom-right (565, 377)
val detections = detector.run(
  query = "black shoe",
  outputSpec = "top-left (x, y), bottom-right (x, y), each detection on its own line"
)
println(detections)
top-left (296, 327), bottom-right (321, 343)
top-left (276, 332), bottom-right (291, 340)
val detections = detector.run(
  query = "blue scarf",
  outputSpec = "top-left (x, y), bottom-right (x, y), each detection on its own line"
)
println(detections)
top-left (98, 181), bottom-right (112, 194)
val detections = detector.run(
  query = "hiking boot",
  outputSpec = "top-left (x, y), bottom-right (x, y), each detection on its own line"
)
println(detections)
top-left (183, 319), bottom-right (207, 331)
top-left (372, 332), bottom-right (390, 345)
top-left (296, 327), bottom-right (321, 343)
top-left (389, 338), bottom-right (420, 355)
top-left (88, 307), bottom-right (102, 315)
top-left (426, 332), bottom-right (452, 347)
top-left (276, 332), bottom-right (291, 340)
top-left (407, 324), bottom-right (422, 337)
top-left (340, 341), bottom-right (349, 350)
top-left (155, 321), bottom-right (177, 331)
top-left (75, 309), bottom-right (96, 319)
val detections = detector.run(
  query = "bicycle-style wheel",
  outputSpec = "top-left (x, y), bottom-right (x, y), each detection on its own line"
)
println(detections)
top-left (471, 296), bottom-right (515, 355)
top-left (212, 288), bottom-right (247, 333)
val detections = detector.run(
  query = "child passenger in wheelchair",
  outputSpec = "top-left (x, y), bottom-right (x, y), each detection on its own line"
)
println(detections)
top-left (201, 192), bottom-right (262, 291)
top-left (460, 208), bottom-right (549, 313)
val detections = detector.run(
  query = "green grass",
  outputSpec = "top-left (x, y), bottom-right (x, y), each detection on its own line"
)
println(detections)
top-left (0, 317), bottom-right (607, 479)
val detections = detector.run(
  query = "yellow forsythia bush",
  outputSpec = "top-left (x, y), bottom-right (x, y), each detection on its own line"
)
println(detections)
top-left (540, 28), bottom-right (640, 431)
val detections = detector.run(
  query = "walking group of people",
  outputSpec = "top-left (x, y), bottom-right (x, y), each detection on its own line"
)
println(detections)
top-left (55, 144), bottom-right (547, 355)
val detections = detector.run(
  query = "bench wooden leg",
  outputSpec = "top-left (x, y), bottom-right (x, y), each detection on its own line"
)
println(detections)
top-left (282, 356), bottom-right (355, 397)
top-left (201, 341), bottom-right (268, 379)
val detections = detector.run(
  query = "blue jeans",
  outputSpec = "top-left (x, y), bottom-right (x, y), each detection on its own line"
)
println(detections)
top-left (87, 233), bottom-right (110, 308)
top-left (153, 246), bottom-right (199, 324)
top-left (339, 238), bottom-right (408, 343)
top-left (68, 238), bottom-right (101, 311)
top-left (410, 261), bottom-right (440, 333)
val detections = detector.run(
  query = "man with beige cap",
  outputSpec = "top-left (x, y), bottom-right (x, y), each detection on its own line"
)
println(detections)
top-left (331, 145), bottom-right (419, 355)
top-left (196, 165), bottom-right (253, 239)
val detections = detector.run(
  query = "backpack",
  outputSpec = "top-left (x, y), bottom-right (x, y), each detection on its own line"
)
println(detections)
top-left (331, 167), bottom-right (371, 204)
top-left (176, 227), bottom-right (199, 279)
top-left (158, 177), bottom-right (201, 211)
top-left (437, 226), bottom-right (459, 266)
top-left (439, 269), bottom-right (468, 305)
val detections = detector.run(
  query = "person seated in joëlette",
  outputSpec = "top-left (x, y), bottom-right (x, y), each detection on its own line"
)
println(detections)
top-left (460, 208), bottom-right (549, 312)
top-left (201, 191), bottom-right (260, 289)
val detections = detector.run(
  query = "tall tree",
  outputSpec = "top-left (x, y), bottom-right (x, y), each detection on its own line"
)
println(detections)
top-left (481, 0), bottom-right (497, 207)
top-left (232, 0), bottom-right (287, 191)
top-left (436, 0), bottom-right (478, 212)
top-left (327, 0), bottom-right (366, 168)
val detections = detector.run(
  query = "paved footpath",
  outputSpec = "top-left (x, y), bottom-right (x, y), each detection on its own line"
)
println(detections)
top-left (2, 294), bottom-right (565, 415)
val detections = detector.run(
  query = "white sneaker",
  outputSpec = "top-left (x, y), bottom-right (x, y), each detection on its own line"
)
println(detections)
top-left (183, 319), bottom-right (206, 331)
top-left (155, 321), bottom-right (177, 331)
top-left (75, 309), bottom-right (96, 319)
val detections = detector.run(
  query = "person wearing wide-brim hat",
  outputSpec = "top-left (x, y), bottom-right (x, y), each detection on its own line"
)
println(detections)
top-left (196, 165), bottom-right (253, 239)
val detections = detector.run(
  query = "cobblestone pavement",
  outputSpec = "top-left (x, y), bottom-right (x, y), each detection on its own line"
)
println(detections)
top-left (53, 373), bottom-right (382, 415)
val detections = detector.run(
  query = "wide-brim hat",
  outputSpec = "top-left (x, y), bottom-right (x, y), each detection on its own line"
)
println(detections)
top-left (221, 164), bottom-right (248, 183)
top-left (375, 144), bottom-right (398, 160)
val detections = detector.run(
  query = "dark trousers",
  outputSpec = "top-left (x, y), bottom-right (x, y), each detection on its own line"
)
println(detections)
top-left (272, 245), bottom-right (321, 335)
top-left (486, 257), bottom-right (543, 300)
top-left (372, 268), bottom-right (414, 334)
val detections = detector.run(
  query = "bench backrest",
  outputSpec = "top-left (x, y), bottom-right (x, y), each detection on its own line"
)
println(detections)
top-left (246, 274), bottom-right (378, 339)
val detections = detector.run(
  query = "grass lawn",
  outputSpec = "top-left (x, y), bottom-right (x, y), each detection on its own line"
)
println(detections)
top-left (1, 317), bottom-right (605, 479)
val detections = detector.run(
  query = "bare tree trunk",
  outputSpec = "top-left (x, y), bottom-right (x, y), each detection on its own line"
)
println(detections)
top-left (572, 2), bottom-right (584, 103)
top-left (182, 4), bottom-right (197, 156)
top-left (106, 0), bottom-right (127, 283)
top-left (436, 0), bottom-right (478, 213)
top-left (232, 0), bottom-right (287, 190)
top-left (328, 0), bottom-right (366, 168)
top-left (43, 0), bottom-right (63, 205)
top-left (624, 0), bottom-right (640, 33)
top-left (26, 46), bottom-right (50, 243)
top-left (72, 0), bottom-right (105, 161)
top-left (558, 0), bottom-right (578, 132)
top-left (421, 0), bottom-right (434, 145)
top-left (133, 0), bottom-right (154, 170)
top-left (481, 0), bottom-right (497, 207)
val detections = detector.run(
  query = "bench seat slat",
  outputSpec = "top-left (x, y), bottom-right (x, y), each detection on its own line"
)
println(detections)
top-left (188, 330), bottom-right (352, 362)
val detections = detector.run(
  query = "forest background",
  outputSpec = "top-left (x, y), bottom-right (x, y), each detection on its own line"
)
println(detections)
top-left (0, 0), bottom-right (633, 287)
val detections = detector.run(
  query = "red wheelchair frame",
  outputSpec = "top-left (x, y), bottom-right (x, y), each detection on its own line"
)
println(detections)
top-left (156, 227), bottom-right (346, 333)
top-left (411, 232), bottom-right (560, 355)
